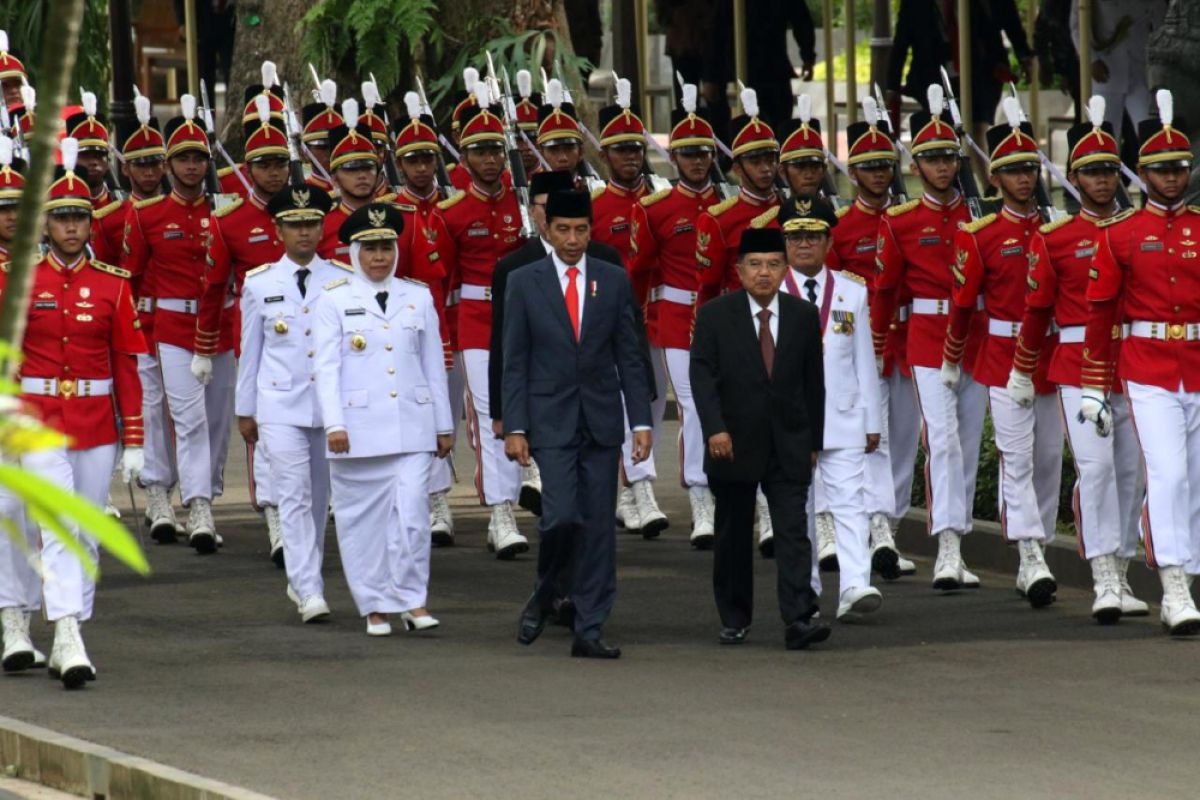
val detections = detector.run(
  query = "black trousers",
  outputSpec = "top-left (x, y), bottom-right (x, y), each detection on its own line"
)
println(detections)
top-left (710, 454), bottom-right (818, 629)
top-left (530, 429), bottom-right (620, 641)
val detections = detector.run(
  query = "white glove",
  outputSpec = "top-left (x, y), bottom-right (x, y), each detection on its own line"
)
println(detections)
top-left (121, 447), bottom-right (144, 484)
top-left (939, 359), bottom-right (961, 390)
top-left (1006, 368), bottom-right (1035, 408)
top-left (1078, 386), bottom-right (1113, 438)
top-left (190, 354), bottom-right (213, 385)
top-left (875, 355), bottom-right (885, 376)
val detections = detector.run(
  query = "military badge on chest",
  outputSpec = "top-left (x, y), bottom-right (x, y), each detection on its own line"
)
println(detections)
top-left (831, 309), bottom-right (854, 334)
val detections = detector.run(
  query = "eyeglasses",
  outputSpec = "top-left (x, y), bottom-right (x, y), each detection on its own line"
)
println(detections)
top-left (785, 232), bottom-right (827, 244)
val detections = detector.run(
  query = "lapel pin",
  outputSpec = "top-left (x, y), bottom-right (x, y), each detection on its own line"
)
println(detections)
top-left (590, 280), bottom-right (597, 298)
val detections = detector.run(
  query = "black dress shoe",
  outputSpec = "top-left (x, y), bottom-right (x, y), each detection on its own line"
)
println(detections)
top-left (758, 537), bottom-right (775, 559)
top-left (571, 638), bottom-right (621, 659)
top-left (517, 593), bottom-right (550, 645)
top-left (552, 597), bottom-right (576, 629)
top-left (519, 485), bottom-right (543, 517)
top-left (719, 626), bottom-right (749, 645)
top-left (784, 618), bottom-right (831, 650)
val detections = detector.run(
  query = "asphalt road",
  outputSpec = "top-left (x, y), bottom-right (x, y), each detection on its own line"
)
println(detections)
top-left (1, 423), bottom-right (1196, 800)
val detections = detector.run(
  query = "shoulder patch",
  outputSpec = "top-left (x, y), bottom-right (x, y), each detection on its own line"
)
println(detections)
top-left (89, 260), bottom-right (131, 279)
top-left (1097, 208), bottom-right (1136, 228)
top-left (837, 270), bottom-right (866, 286)
top-left (835, 205), bottom-right (850, 218)
top-left (133, 194), bottom-right (166, 210)
top-left (213, 196), bottom-right (244, 218)
top-left (591, 186), bottom-right (605, 201)
top-left (749, 206), bottom-right (780, 229)
top-left (244, 263), bottom-right (273, 279)
top-left (323, 277), bottom-right (350, 291)
top-left (437, 192), bottom-right (467, 211)
top-left (376, 192), bottom-right (397, 204)
top-left (401, 277), bottom-right (428, 288)
top-left (707, 195), bottom-right (739, 216)
top-left (331, 259), bottom-right (354, 272)
top-left (639, 188), bottom-right (672, 208)
top-left (93, 199), bottom-right (125, 220)
top-left (963, 213), bottom-right (997, 234)
top-left (885, 198), bottom-right (921, 217)
top-left (1038, 214), bottom-right (1074, 235)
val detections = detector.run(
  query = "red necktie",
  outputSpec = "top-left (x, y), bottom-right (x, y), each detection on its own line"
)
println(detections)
top-left (565, 266), bottom-right (581, 340)
top-left (758, 308), bottom-right (774, 377)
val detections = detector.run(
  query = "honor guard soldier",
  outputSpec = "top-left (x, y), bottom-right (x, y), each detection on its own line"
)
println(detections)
top-left (872, 90), bottom-right (985, 591)
top-left (1081, 90), bottom-right (1200, 635)
top-left (123, 95), bottom-right (234, 552)
top-left (536, 80), bottom-right (588, 186)
top-left (198, 96), bottom-right (290, 563)
top-left (237, 183), bottom-right (343, 623)
top-left (775, 96), bottom-right (833, 200)
top-left (445, 69), bottom-right (481, 192)
top-left (777, 196), bottom-right (885, 618)
top-left (357, 82), bottom-right (393, 194)
top-left (513, 69), bottom-right (542, 177)
top-left (628, 83), bottom-right (718, 547)
top-left (0, 139), bottom-right (147, 688)
top-left (313, 203), bottom-right (454, 636)
top-left (425, 83), bottom-right (529, 558)
top-left (219, 65), bottom-right (285, 197)
top-left (317, 102), bottom-right (381, 261)
top-left (941, 100), bottom-right (1062, 608)
top-left (300, 79), bottom-right (343, 196)
top-left (1011, 97), bottom-right (1148, 623)
top-left (0, 135), bottom-right (21, 262)
top-left (0, 30), bottom-right (26, 109)
top-left (64, 94), bottom-right (122, 261)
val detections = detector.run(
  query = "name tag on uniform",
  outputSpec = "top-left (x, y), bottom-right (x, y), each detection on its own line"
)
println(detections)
top-left (673, 223), bottom-right (694, 234)
top-left (999, 246), bottom-right (1022, 256)
top-left (344, 308), bottom-right (366, 316)
top-left (467, 227), bottom-right (489, 238)
top-left (34, 300), bottom-right (56, 309)
top-left (1074, 247), bottom-right (1095, 258)
top-left (163, 231), bottom-right (184, 240)
top-left (248, 234), bottom-right (269, 243)
top-left (918, 236), bottom-right (941, 246)
top-left (855, 243), bottom-right (876, 254)
top-left (1140, 242), bottom-right (1164, 252)
top-left (610, 223), bottom-right (629, 233)
top-left (264, 295), bottom-right (284, 303)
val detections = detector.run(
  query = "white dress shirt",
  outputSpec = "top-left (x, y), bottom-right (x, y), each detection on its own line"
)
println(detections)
top-left (748, 291), bottom-right (780, 344)
top-left (551, 249), bottom-right (587, 326)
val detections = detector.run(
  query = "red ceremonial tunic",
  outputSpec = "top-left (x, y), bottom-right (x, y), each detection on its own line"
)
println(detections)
top-left (694, 188), bottom-right (781, 303)
top-left (218, 163), bottom-right (251, 198)
top-left (591, 179), bottom-right (647, 292)
top-left (831, 196), bottom-right (888, 292)
top-left (90, 188), bottom-right (127, 265)
top-left (392, 186), bottom-right (453, 368)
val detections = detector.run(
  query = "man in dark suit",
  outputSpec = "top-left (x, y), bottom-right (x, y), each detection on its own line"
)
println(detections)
top-left (503, 190), bottom-right (653, 659)
top-left (690, 227), bottom-right (830, 650)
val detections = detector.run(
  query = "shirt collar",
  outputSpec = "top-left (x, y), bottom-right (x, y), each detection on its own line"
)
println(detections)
top-left (921, 190), bottom-right (962, 211)
top-left (748, 290), bottom-right (780, 318)
top-left (551, 249), bottom-right (586, 279)
top-left (1000, 204), bottom-right (1040, 223)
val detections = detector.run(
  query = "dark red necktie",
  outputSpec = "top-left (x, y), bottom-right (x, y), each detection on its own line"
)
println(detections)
top-left (565, 266), bottom-right (580, 340)
top-left (758, 308), bottom-right (774, 377)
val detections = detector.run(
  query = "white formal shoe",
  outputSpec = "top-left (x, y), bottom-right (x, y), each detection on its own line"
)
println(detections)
top-left (1017, 540), bottom-right (1057, 608)
top-left (688, 486), bottom-right (714, 549)
top-left (932, 530), bottom-right (963, 591)
top-left (487, 502), bottom-right (529, 560)
top-left (400, 611), bottom-right (440, 631)
top-left (897, 555), bottom-right (917, 575)
top-left (1089, 554), bottom-right (1123, 624)
top-left (265, 505), bottom-right (285, 567)
top-left (366, 617), bottom-right (392, 637)
top-left (1115, 556), bottom-right (1150, 616)
top-left (960, 566), bottom-right (981, 587)
top-left (836, 586), bottom-right (883, 621)
top-left (1158, 566), bottom-right (1200, 636)
top-left (47, 616), bottom-right (94, 689)
top-left (815, 512), bottom-right (838, 571)
top-left (430, 490), bottom-right (454, 546)
top-left (756, 490), bottom-right (774, 558)
top-left (23, 613), bottom-right (45, 668)
top-left (104, 493), bottom-right (121, 519)
top-left (518, 461), bottom-right (543, 516)
top-left (633, 479), bottom-right (668, 539)
top-left (868, 513), bottom-right (901, 580)
top-left (298, 595), bottom-right (331, 623)
top-left (186, 498), bottom-right (217, 554)
top-left (145, 484), bottom-right (179, 544)
top-left (616, 486), bottom-right (641, 533)
top-left (1, 607), bottom-right (35, 672)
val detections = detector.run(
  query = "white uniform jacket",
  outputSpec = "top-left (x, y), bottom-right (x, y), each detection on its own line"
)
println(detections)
top-left (235, 255), bottom-right (351, 427)
top-left (783, 266), bottom-right (881, 450)
top-left (313, 274), bottom-right (453, 459)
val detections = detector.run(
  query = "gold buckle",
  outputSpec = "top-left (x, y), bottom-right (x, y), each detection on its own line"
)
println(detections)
top-left (58, 379), bottom-right (76, 399)
top-left (1169, 323), bottom-right (1186, 341)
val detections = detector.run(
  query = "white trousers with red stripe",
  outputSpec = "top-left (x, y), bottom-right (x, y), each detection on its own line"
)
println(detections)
top-left (18, 444), bottom-right (116, 621)
top-left (808, 447), bottom-right (871, 596)
top-left (1059, 387), bottom-right (1143, 560)
top-left (664, 347), bottom-right (707, 489)
top-left (158, 344), bottom-right (235, 505)
top-left (888, 370), bottom-right (921, 520)
top-left (0, 488), bottom-right (40, 611)
top-left (430, 353), bottom-right (465, 495)
top-left (137, 352), bottom-right (177, 490)
top-left (461, 349), bottom-right (520, 506)
top-left (1124, 380), bottom-right (1200, 571)
top-left (621, 344), bottom-right (670, 484)
top-left (260, 423), bottom-right (330, 600)
top-left (912, 366), bottom-right (987, 535)
top-left (988, 388), bottom-right (1063, 543)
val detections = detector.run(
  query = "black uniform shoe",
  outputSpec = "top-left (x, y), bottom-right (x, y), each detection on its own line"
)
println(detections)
top-left (571, 638), bottom-right (621, 659)
top-left (719, 626), bottom-right (749, 645)
top-left (784, 618), bottom-right (831, 650)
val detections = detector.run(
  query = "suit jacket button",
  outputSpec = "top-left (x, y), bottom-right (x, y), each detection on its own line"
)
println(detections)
top-left (385, 344), bottom-right (393, 351)
top-left (390, 390), bottom-right (398, 398)
top-left (388, 367), bottom-right (395, 374)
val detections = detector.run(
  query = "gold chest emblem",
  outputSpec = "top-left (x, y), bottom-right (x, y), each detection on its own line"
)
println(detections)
top-left (274, 319), bottom-right (289, 334)
top-left (350, 333), bottom-right (367, 352)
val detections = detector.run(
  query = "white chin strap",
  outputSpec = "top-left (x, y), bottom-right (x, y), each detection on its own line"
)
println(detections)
top-left (349, 240), bottom-right (397, 289)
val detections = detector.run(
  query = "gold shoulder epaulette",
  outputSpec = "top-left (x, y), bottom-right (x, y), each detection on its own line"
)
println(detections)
top-left (89, 260), bottom-right (131, 279)
top-left (324, 277), bottom-right (350, 291)
top-left (885, 198), bottom-right (920, 217)
top-left (1039, 215), bottom-right (1074, 235)
top-left (437, 192), bottom-right (467, 211)
top-left (707, 195), bottom-right (739, 216)
top-left (1098, 208), bottom-right (1136, 228)
top-left (591, 186), bottom-right (605, 201)
top-left (217, 165), bottom-right (236, 178)
top-left (749, 206), bottom-right (780, 229)
top-left (395, 203), bottom-right (417, 212)
top-left (331, 259), bottom-right (354, 272)
top-left (1188, 205), bottom-right (1200, 215)
top-left (213, 196), bottom-right (244, 218)
top-left (639, 188), bottom-right (671, 207)
top-left (0, 261), bottom-right (8, 273)
top-left (838, 270), bottom-right (866, 286)
top-left (401, 276), bottom-right (428, 288)
top-left (133, 194), bottom-right (165, 210)
top-left (835, 205), bottom-right (851, 218)
top-left (963, 213), bottom-right (997, 234)
top-left (376, 192), bottom-right (397, 204)
top-left (244, 263), bottom-right (272, 279)
top-left (93, 199), bottom-right (125, 220)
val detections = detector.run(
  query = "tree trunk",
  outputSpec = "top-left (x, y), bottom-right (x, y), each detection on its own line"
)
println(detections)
top-left (0, 0), bottom-right (86, 378)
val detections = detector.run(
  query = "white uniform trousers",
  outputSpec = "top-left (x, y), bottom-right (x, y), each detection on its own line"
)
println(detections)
top-left (912, 366), bottom-right (987, 535)
top-left (1059, 388), bottom-right (1143, 560)
top-left (0, 487), bottom-right (40, 611)
top-left (621, 344), bottom-right (669, 483)
top-left (20, 444), bottom-right (116, 621)
top-left (137, 352), bottom-right (177, 489)
top-left (260, 424), bottom-right (330, 599)
top-left (330, 453), bottom-right (432, 615)
top-left (987, 388), bottom-right (1063, 542)
top-left (430, 352), bottom-right (465, 495)
top-left (248, 439), bottom-right (274, 508)
top-left (158, 344), bottom-right (235, 504)
top-left (888, 371), bottom-right (921, 520)
top-left (1125, 381), bottom-right (1200, 570)
top-left (664, 347), bottom-right (707, 488)
top-left (864, 376), bottom-right (896, 518)
top-left (461, 348), bottom-right (520, 505)
top-left (806, 448), bottom-right (870, 596)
